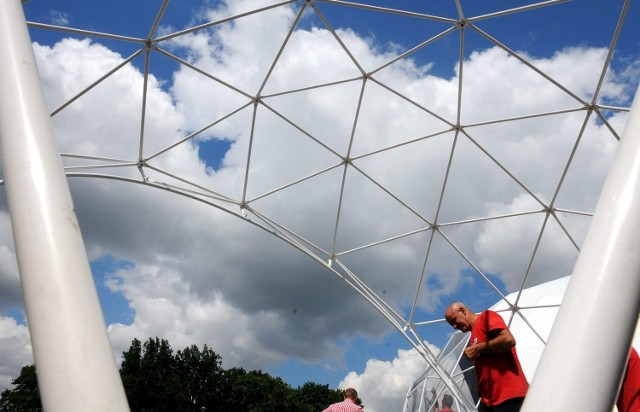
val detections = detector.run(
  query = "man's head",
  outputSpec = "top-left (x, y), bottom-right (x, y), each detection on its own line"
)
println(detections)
top-left (344, 387), bottom-right (358, 400)
top-left (445, 302), bottom-right (477, 333)
top-left (442, 394), bottom-right (454, 408)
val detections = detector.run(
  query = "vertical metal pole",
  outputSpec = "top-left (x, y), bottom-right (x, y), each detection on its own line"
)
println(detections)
top-left (0, 1), bottom-right (130, 411)
top-left (522, 85), bottom-right (640, 411)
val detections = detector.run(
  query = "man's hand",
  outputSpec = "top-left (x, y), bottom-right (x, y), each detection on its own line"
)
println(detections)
top-left (464, 341), bottom-right (482, 360)
top-left (464, 329), bottom-right (516, 360)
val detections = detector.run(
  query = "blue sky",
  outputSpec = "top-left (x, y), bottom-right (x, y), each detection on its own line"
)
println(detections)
top-left (1, 1), bottom-right (638, 410)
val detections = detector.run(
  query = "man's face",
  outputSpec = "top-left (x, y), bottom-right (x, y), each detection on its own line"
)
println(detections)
top-left (445, 306), bottom-right (471, 333)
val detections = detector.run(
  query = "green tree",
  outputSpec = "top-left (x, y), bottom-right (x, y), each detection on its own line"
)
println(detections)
top-left (174, 344), bottom-right (222, 411)
top-left (297, 382), bottom-right (344, 412)
top-left (1, 338), bottom-right (355, 412)
top-left (240, 370), bottom-right (297, 411)
top-left (214, 367), bottom-right (247, 411)
top-left (0, 364), bottom-right (43, 412)
top-left (215, 368), bottom-right (299, 412)
top-left (120, 338), bottom-right (143, 411)
top-left (120, 337), bottom-right (180, 412)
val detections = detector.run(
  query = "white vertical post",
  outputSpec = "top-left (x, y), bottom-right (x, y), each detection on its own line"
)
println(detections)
top-left (0, 1), bottom-right (130, 411)
top-left (522, 86), bottom-right (640, 411)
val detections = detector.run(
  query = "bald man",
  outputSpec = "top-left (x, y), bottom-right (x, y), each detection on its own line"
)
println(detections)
top-left (445, 302), bottom-right (528, 412)
top-left (322, 387), bottom-right (363, 412)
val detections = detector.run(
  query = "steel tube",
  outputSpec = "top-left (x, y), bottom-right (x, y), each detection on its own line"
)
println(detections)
top-left (522, 86), bottom-right (640, 411)
top-left (0, 0), bottom-right (130, 410)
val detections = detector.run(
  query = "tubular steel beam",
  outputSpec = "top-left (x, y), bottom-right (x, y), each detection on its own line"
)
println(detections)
top-left (522, 86), bottom-right (640, 411)
top-left (0, 0), bottom-right (130, 410)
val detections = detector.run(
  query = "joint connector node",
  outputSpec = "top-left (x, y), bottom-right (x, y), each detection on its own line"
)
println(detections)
top-left (327, 255), bottom-right (336, 267)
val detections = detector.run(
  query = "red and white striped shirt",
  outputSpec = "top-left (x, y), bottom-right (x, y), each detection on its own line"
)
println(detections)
top-left (322, 398), bottom-right (363, 412)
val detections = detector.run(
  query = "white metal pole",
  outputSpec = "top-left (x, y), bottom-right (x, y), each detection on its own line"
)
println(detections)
top-left (522, 86), bottom-right (640, 411)
top-left (0, 1), bottom-right (130, 411)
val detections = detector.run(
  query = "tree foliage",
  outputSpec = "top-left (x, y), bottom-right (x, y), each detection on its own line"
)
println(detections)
top-left (1, 337), bottom-right (359, 412)
top-left (297, 382), bottom-right (344, 412)
top-left (0, 364), bottom-right (43, 411)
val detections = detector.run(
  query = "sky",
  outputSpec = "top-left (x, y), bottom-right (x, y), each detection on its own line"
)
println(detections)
top-left (1, 0), bottom-right (639, 411)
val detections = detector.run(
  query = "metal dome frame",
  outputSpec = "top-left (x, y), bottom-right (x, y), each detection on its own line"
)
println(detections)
top-left (0, 0), bottom-right (639, 410)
